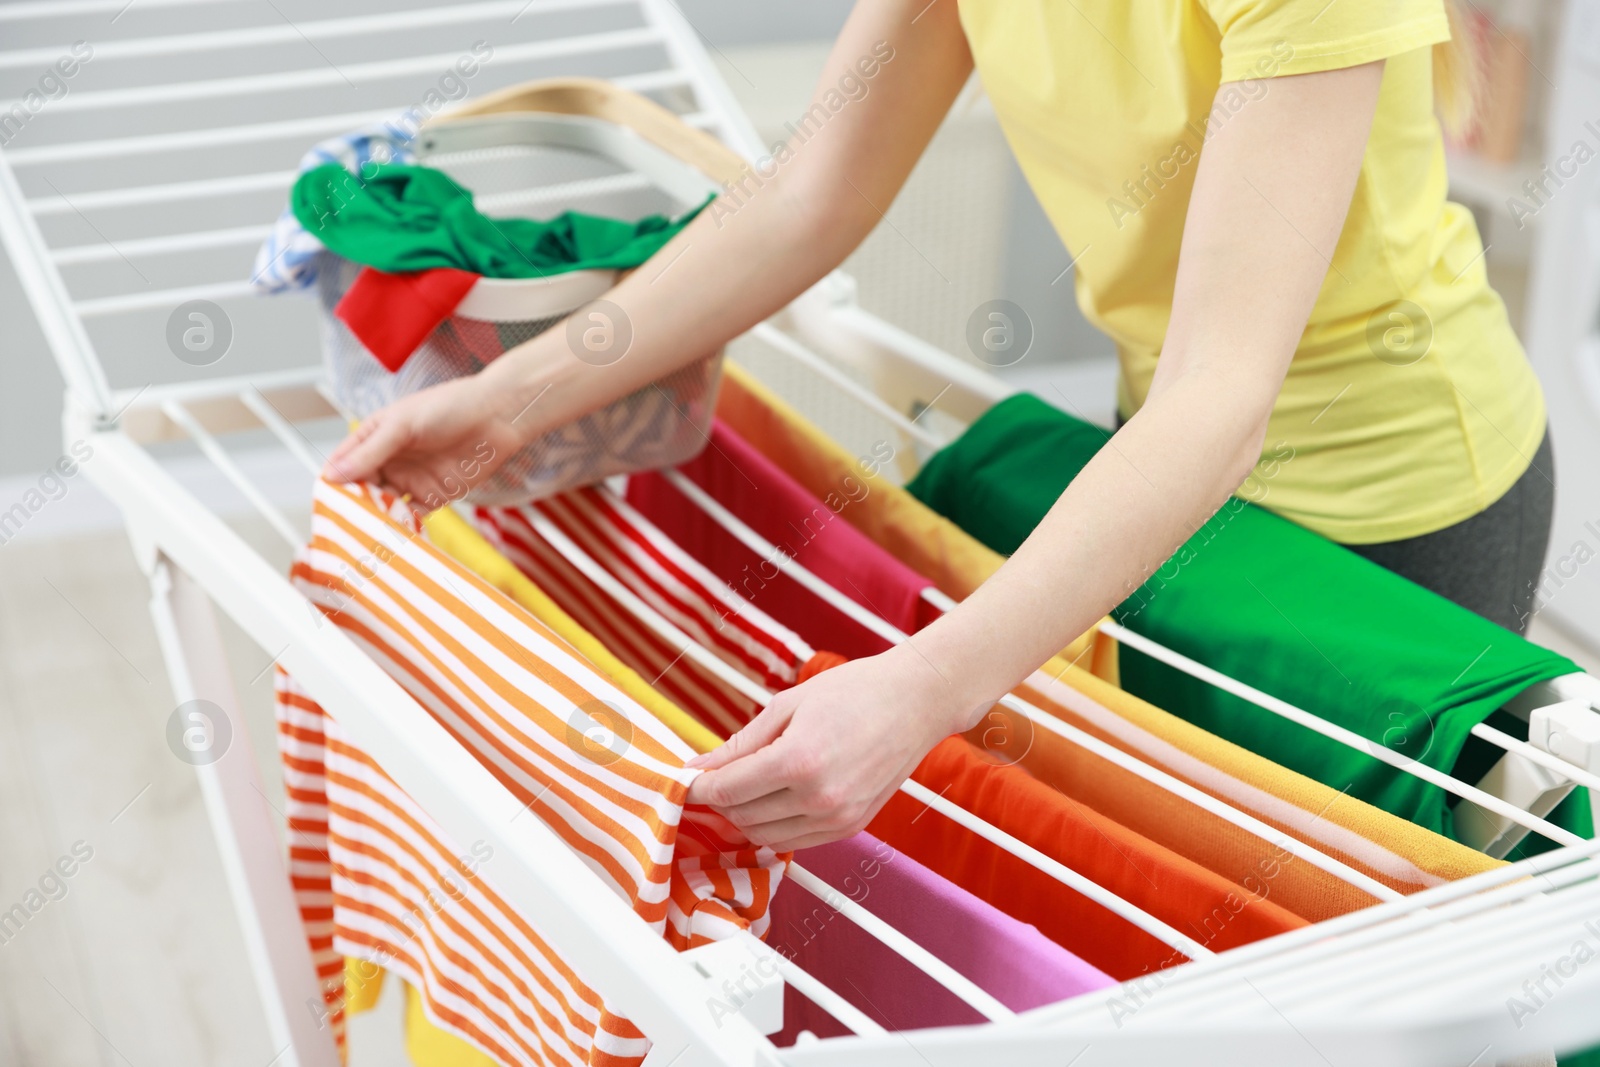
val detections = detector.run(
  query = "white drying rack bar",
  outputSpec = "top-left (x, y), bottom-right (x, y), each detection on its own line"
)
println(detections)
top-left (658, 469), bottom-right (1404, 904)
top-left (1097, 617), bottom-right (1587, 847)
top-left (519, 486), bottom-right (1212, 956)
top-left (4, 1), bottom-right (1600, 1064)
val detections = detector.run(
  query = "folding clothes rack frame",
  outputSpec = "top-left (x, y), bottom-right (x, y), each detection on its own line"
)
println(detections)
top-left (5, 2), bottom-right (1600, 1064)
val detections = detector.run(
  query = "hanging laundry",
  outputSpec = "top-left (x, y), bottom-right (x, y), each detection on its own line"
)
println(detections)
top-left (474, 485), bottom-right (825, 737)
top-left (710, 369), bottom-right (1503, 911)
top-left (903, 392), bottom-right (1590, 847)
top-left (336, 504), bottom-right (725, 1067)
top-left (618, 441), bottom-right (1305, 976)
top-left (711, 365), bottom-right (1120, 680)
top-left (870, 736), bottom-right (1308, 980)
top-left (989, 670), bottom-right (1504, 921)
top-left (624, 455), bottom-right (896, 661)
top-left (276, 479), bottom-right (787, 1067)
top-left (423, 504), bottom-right (721, 754)
top-left (626, 420), bottom-right (943, 638)
top-left (766, 832), bottom-right (1115, 1042)
top-left (288, 161), bottom-right (709, 368)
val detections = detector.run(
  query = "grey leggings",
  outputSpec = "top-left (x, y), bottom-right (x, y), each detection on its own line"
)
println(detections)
top-left (1344, 431), bottom-right (1555, 635)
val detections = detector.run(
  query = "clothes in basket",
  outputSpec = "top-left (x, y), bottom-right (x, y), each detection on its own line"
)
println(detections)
top-left (251, 116), bottom-right (418, 294)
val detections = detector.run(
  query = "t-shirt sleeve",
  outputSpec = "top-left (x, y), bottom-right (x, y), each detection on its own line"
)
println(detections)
top-left (1202, 0), bottom-right (1452, 83)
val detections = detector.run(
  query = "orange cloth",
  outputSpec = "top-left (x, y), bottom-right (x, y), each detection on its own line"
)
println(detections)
top-left (1012, 665), bottom-right (1504, 913)
top-left (870, 736), bottom-right (1307, 980)
top-left (797, 650), bottom-right (849, 682)
top-left (279, 480), bottom-right (786, 1066)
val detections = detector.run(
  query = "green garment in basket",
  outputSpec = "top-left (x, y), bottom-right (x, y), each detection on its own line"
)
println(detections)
top-left (906, 393), bottom-right (1591, 847)
top-left (290, 162), bottom-right (711, 278)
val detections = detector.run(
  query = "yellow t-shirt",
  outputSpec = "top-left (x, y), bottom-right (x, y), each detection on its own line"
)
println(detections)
top-left (957, 0), bottom-right (1546, 544)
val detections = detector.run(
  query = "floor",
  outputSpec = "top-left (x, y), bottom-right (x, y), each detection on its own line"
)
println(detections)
top-left (0, 514), bottom-right (407, 1067)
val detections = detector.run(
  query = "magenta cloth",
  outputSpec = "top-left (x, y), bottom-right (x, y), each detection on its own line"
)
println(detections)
top-left (767, 832), bottom-right (1113, 1042)
top-left (624, 421), bottom-right (940, 659)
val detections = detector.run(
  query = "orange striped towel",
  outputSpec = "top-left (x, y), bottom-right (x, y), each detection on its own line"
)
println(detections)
top-left (475, 485), bottom-right (816, 737)
top-left (276, 479), bottom-right (787, 1066)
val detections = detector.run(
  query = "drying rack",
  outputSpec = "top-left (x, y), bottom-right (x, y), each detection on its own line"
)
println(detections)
top-left (5, 2), bottom-right (1600, 1064)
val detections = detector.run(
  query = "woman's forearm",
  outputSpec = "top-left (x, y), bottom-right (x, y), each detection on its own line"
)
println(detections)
top-left (902, 365), bottom-right (1276, 725)
top-left (478, 0), bottom-right (975, 439)
top-left (479, 175), bottom-right (857, 431)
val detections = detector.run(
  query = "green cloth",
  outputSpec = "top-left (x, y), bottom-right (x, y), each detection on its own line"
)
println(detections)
top-left (290, 162), bottom-right (710, 278)
top-left (906, 393), bottom-right (1592, 846)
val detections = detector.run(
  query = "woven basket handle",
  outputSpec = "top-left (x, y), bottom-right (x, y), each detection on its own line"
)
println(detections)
top-left (434, 76), bottom-right (747, 186)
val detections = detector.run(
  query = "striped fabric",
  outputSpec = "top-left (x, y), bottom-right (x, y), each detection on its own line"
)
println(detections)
top-left (275, 479), bottom-right (786, 1066)
top-left (474, 485), bottom-right (815, 737)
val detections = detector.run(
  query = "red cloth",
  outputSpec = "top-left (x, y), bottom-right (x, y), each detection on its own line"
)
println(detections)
top-left (333, 265), bottom-right (479, 371)
top-left (625, 422), bottom-right (940, 660)
top-left (868, 737), bottom-right (1309, 980)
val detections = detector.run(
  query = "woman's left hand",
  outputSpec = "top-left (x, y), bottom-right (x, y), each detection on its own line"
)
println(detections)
top-left (684, 645), bottom-right (982, 852)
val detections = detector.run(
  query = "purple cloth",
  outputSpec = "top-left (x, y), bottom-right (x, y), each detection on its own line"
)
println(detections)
top-left (767, 832), bottom-right (1114, 1041)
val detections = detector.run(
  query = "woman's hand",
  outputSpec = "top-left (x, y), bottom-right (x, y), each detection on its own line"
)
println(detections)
top-left (685, 644), bottom-right (984, 852)
top-left (322, 371), bottom-right (528, 510)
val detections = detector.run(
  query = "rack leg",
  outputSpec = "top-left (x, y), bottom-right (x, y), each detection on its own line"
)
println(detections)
top-left (146, 556), bottom-right (339, 1067)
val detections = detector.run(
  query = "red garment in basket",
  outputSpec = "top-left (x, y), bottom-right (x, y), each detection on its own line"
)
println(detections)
top-left (275, 479), bottom-right (787, 1066)
top-left (869, 736), bottom-right (1308, 980)
top-left (474, 486), bottom-right (818, 737)
top-left (334, 266), bottom-right (479, 371)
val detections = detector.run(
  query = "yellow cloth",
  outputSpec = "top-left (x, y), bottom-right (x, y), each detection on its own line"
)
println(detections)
top-left (956, 0), bottom-right (1545, 544)
top-left (407, 983), bottom-right (499, 1067)
top-left (341, 956), bottom-right (384, 1014)
top-left (718, 362), bottom-right (1502, 906)
top-left (716, 364), bottom-right (1120, 684)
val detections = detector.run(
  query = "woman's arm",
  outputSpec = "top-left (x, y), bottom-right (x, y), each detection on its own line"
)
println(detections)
top-left (688, 61), bottom-right (1388, 851)
top-left (325, 0), bottom-right (974, 503)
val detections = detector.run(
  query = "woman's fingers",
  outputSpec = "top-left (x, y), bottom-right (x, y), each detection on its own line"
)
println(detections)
top-left (324, 409), bottom-right (410, 482)
top-left (715, 787), bottom-right (809, 829)
top-left (742, 818), bottom-right (862, 854)
top-left (685, 736), bottom-right (800, 810)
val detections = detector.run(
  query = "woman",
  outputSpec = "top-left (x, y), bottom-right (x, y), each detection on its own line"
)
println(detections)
top-left (327, 0), bottom-right (1551, 853)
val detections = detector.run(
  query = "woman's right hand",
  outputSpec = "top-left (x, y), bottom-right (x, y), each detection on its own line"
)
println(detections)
top-left (322, 371), bottom-right (528, 511)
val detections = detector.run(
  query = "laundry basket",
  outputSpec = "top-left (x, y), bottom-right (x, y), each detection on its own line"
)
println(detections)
top-left (314, 81), bottom-right (735, 505)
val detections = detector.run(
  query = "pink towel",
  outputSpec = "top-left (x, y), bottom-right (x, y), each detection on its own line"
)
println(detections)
top-left (767, 832), bottom-right (1114, 1042)
top-left (625, 421), bottom-right (940, 658)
